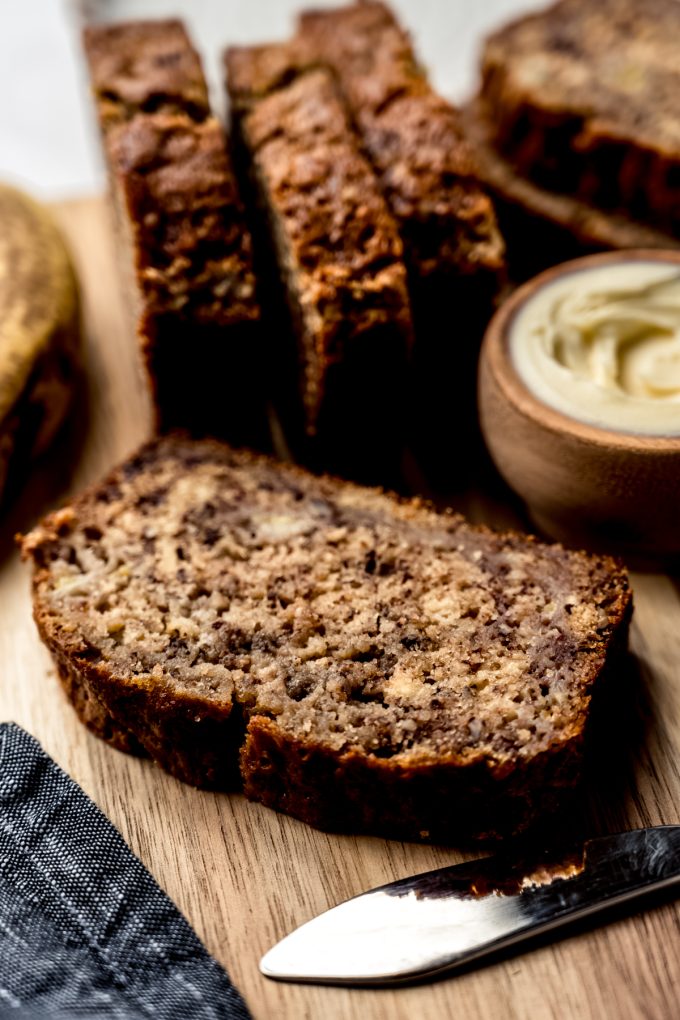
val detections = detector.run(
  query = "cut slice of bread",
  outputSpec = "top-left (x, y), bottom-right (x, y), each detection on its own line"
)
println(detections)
top-left (298, 1), bottom-right (506, 290)
top-left (83, 21), bottom-right (268, 448)
top-left (294, 2), bottom-right (507, 475)
top-left (225, 45), bottom-right (413, 481)
top-left (22, 435), bottom-right (632, 842)
top-left (479, 0), bottom-right (680, 237)
top-left (466, 0), bottom-right (680, 278)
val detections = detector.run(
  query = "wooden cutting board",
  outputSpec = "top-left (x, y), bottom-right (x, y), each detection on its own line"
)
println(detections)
top-left (1, 195), bottom-right (680, 1020)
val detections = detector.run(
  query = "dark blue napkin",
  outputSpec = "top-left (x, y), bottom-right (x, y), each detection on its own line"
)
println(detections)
top-left (0, 723), bottom-right (250, 1019)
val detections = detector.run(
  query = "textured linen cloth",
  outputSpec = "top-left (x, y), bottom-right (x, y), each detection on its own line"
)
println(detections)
top-left (0, 723), bottom-right (251, 1019)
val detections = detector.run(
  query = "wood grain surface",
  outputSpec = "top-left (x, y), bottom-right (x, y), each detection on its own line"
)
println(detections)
top-left (1, 196), bottom-right (680, 1019)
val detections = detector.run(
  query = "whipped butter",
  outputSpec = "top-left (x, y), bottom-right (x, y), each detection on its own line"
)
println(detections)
top-left (509, 261), bottom-right (680, 435)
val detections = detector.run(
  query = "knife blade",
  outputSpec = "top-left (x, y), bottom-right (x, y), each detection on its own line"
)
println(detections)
top-left (260, 826), bottom-right (680, 986)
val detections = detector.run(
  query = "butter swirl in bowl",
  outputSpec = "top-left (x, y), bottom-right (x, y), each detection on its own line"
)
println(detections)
top-left (479, 251), bottom-right (680, 558)
top-left (511, 263), bottom-right (680, 435)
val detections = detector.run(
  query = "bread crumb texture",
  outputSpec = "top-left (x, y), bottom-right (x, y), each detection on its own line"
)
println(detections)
top-left (23, 436), bottom-right (631, 839)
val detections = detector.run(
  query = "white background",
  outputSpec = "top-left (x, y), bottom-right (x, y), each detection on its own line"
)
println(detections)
top-left (0, 0), bottom-right (544, 200)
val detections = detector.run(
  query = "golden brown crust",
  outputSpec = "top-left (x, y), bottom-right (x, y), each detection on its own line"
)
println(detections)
top-left (22, 435), bottom-right (633, 842)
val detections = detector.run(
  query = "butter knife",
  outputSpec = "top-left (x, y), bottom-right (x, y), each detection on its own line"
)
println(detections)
top-left (261, 826), bottom-right (680, 985)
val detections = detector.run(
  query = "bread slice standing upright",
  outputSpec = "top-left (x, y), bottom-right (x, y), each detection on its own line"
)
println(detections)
top-left (296, 2), bottom-right (506, 472)
top-left (225, 42), bottom-right (414, 482)
top-left (298, 2), bottom-right (505, 302)
top-left (84, 20), bottom-right (268, 448)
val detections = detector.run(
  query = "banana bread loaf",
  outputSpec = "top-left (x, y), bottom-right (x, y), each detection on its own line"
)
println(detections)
top-left (22, 435), bottom-right (632, 842)
top-left (465, 0), bottom-right (680, 277)
top-left (84, 21), bottom-right (267, 448)
top-left (225, 46), bottom-right (414, 481)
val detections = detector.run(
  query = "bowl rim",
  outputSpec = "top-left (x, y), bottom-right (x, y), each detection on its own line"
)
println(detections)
top-left (482, 248), bottom-right (680, 453)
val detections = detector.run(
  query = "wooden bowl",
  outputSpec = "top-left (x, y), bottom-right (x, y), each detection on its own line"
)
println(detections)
top-left (478, 250), bottom-right (680, 558)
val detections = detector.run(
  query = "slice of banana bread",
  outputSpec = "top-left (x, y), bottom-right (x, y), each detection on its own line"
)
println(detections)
top-left (465, 0), bottom-right (680, 278)
top-left (295, 2), bottom-right (506, 476)
top-left (22, 435), bottom-right (632, 842)
top-left (297, 2), bottom-right (505, 297)
top-left (225, 47), bottom-right (414, 481)
top-left (84, 21), bottom-right (267, 448)
top-left (478, 0), bottom-right (680, 236)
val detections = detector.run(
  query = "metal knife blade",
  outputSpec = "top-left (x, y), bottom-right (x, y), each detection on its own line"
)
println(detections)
top-left (260, 826), bottom-right (680, 986)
